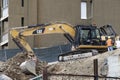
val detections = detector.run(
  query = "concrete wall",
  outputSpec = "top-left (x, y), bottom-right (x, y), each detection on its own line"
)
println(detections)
top-left (8, 0), bottom-right (24, 49)
top-left (8, 0), bottom-right (37, 49)
top-left (37, 0), bottom-right (90, 25)
top-left (24, 0), bottom-right (38, 25)
top-left (38, 0), bottom-right (80, 25)
top-left (34, 34), bottom-right (70, 48)
top-left (92, 0), bottom-right (120, 34)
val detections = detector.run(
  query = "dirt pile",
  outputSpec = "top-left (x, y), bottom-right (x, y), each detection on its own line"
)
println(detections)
top-left (0, 49), bottom-right (119, 80)
top-left (0, 52), bottom-right (47, 80)
top-left (47, 49), bottom-right (120, 80)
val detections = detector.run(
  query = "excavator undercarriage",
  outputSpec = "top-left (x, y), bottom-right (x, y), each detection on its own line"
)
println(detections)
top-left (58, 45), bottom-right (107, 61)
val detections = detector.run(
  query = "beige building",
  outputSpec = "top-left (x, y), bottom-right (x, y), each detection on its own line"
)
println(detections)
top-left (0, 0), bottom-right (120, 49)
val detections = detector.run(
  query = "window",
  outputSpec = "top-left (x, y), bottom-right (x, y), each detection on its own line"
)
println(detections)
top-left (81, 2), bottom-right (87, 19)
top-left (2, 0), bottom-right (8, 8)
top-left (21, 0), bottom-right (24, 7)
top-left (21, 17), bottom-right (24, 26)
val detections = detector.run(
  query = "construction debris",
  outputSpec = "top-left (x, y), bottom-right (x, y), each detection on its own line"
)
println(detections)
top-left (0, 52), bottom-right (47, 80)
top-left (0, 74), bottom-right (12, 80)
top-left (0, 49), bottom-right (120, 80)
top-left (47, 49), bottom-right (120, 80)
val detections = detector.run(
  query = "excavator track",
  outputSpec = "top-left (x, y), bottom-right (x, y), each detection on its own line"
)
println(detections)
top-left (58, 49), bottom-right (98, 61)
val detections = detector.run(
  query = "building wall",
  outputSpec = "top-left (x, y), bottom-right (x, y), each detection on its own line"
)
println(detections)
top-left (8, 0), bottom-right (24, 49)
top-left (37, 0), bottom-right (90, 25)
top-left (8, 0), bottom-right (38, 49)
top-left (92, 0), bottom-right (120, 34)
top-left (24, 0), bottom-right (38, 25)
top-left (1, 0), bottom-right (120, 49)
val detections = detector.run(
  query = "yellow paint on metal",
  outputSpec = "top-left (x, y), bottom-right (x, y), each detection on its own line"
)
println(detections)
top-left (78, 45), bottom-right (107, 49)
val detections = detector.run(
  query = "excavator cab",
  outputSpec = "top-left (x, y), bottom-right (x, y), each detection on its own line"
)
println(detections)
top-left (74, 25), bottom-right (101, 47)
top-left (99, 25), bottom-right (117, 41)
top-left (99, 24), bottom-right (116, 37)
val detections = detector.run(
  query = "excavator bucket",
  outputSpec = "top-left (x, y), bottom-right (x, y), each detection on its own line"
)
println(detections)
top-left (20, 60), bottom-right (37, 75)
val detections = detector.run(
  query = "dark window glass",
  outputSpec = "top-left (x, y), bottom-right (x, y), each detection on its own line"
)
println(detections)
top-left (21, 17), bottom-right (24, 26)
top-left (21, 0), bottom-right (24, 7)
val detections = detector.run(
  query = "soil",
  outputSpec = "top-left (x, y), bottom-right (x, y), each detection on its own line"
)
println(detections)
top-left (0, 49), bottom-right (120, 80)
top-left (0, 52), bottom-right (47, 80)
top-left (47, 49), bottom-right (120, 80)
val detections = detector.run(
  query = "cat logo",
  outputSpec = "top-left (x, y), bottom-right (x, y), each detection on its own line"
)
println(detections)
top-left (33, 28), bottom-right (45, 34)
top-left (36, 29), bottom-right (43, 34)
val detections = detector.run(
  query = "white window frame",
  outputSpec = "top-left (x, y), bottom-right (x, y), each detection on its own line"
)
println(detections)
top-left (2, 0), bottom-right (8, 9)
top-left (81, 1), bottom-right (87, 19)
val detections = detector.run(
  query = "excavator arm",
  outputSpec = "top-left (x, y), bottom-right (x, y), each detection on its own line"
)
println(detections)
top-left (10, 29), bottom-right (34, 53)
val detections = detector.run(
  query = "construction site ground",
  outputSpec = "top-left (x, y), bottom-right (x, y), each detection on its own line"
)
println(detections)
top-left (0, 52), bottom-right (47, 80)
top-left (0, 49), bottom-right (120, 80)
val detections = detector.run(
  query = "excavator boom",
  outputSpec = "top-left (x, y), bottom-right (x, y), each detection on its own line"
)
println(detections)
top-left (10, 29), bottom-right (34, 53)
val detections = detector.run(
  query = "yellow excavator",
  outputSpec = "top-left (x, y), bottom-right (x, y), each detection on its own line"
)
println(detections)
top-left (10, 22), bottom-right (116, 75)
